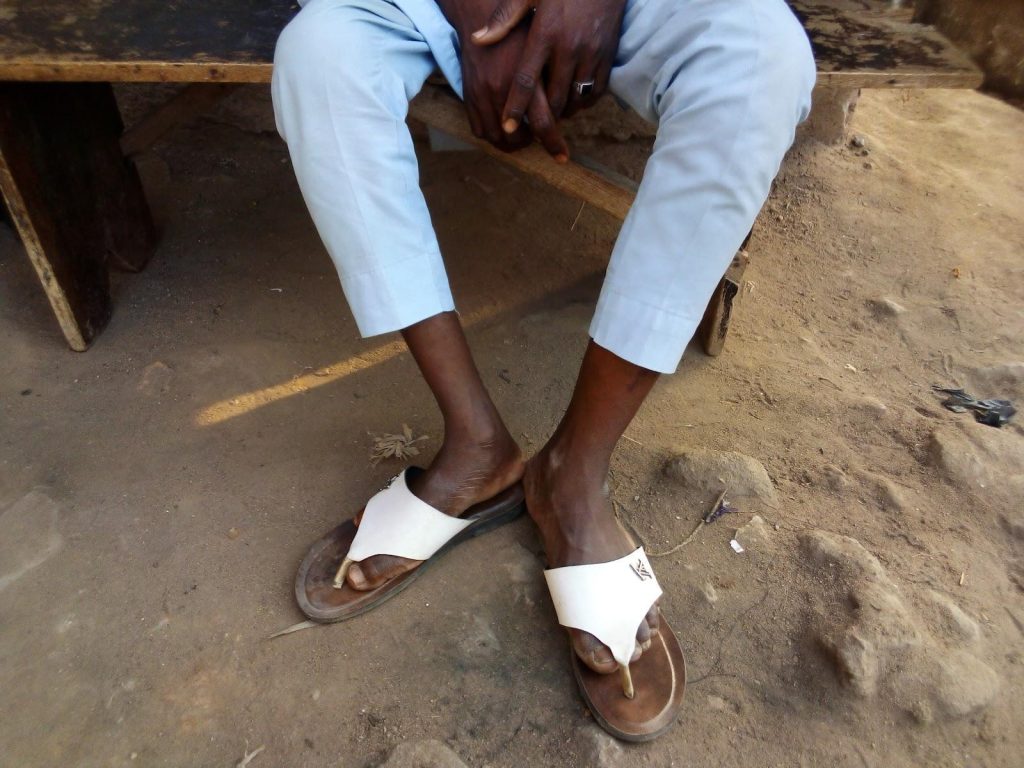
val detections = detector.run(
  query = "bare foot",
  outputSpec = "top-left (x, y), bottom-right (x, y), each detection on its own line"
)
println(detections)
top-left (345, 427), bottom-right (525, 590)
top-left (523, 447), bottom-right (659, 674)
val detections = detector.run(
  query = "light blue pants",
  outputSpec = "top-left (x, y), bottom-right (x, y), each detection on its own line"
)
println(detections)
top-left (272, 0), bottom-right (815, 373)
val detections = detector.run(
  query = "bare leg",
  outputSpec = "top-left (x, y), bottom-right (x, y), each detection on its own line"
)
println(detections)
top-left (346, 311), bottom-right (525, 589)
top-left (524, 340), bottom-right (661, 672)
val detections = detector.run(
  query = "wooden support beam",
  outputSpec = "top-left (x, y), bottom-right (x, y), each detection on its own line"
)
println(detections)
top-left (697, 247), bottom-right (751, 357)
top-left (121, 82), bottom-right (240, 157)
top-left (0, 82), bottom-right (156, 350)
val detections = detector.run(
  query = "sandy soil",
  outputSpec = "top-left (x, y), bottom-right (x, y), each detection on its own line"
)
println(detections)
top-left (1, 87), bottom-right (1022, 768)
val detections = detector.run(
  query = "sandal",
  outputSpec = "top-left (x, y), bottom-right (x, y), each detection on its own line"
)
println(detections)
top-left (296, 467), bottom-right (525, 622)
top-left (544, 547), bottom-right (686, 741)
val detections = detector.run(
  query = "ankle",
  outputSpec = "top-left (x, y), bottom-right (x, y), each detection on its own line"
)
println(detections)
top-left (445, 416), bottom-right (516, 455)
top-left (537, 437), bottom-right (610, 490)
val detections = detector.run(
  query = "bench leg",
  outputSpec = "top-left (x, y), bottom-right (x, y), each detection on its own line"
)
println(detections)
top-left (0, 82), bottom-right (156, 351)
top-left (697, 230), bottom-right (752, 357)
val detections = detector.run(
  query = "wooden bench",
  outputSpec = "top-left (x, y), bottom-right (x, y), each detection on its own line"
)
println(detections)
top-left (0, 1), bottom-right (981, 354)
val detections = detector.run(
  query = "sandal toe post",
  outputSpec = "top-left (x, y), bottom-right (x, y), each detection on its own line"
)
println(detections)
top-left (295, 468), bottom-right (524, 623)
top-left (545, 548), bottom-right (686, 741)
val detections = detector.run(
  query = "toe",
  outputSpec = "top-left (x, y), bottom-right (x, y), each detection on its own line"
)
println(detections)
top-left (636, 617), bottom-right (652, 653)
top-left (646, 605), bottom-right (660, 637)
top-left (346, 555), bottom-right (419, 591)
top-left (572, 629), bottom-right (642, 674)
top-left (572, 630), bottom-right (617, 674)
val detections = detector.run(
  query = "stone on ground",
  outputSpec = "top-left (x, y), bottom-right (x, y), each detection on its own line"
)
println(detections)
top-left (579, 725), bottom-right (625, 767)
top-left (928, 425), bottom-right (1024, 515)
top-left (664, 448), bottom-right (777, 501)
top-left (931, 649), bottom-right (1001, 718)
top-left (867, 297), bottom-right (907, 318)
top-left (820, 464), bottom-right (851, 492)
top-left (799, 529), bottom-right (999, 719)
top-left (734, 515), bottom-right (773, 551)
top-left (926, 590), bottom-right (981, 643)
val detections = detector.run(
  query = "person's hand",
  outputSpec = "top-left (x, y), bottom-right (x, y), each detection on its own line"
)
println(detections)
top-left (472, 0), bottom-right (627, 126)
top-left (459, 22), bottom-right (533, 152)
top-left (437, 0), bottom-right (569, 160)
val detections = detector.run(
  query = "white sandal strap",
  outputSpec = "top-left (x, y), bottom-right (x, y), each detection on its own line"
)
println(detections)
top-left (543, 547), bottom-right (663, 668)
top-left (346, 469), bottom-right (473, 562)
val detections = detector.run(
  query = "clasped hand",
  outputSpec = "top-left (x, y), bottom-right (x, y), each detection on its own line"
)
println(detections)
top-left (448, 0), bottom-right (627, 161)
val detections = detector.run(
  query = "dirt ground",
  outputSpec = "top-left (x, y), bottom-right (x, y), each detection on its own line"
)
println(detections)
top-left (1, 86), bottom-right (1022, 768)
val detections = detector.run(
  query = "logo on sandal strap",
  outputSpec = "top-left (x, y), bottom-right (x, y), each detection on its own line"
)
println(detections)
top-left (630, 559), bottom-right (653, 581)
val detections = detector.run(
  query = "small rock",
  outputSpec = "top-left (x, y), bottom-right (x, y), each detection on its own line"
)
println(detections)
top-left (909, 699), bottom-right (934, 725)
top-left (834, 630), bottom-right (880, 696)
top-left (854, 396), bottom-right (889, 417)
top-left (851, 134), bottom-right (867, 148)
top-left (926, 591), bottom-right (981, 643)
top-left (874, 477), bottom-right (907, 512)
top-left (705, 694), bottom-right (739, 713)
top-left (800, 530), bottom-right (892, 586)
top-left (820, 464), bottom-right (850, 492)
top-left (928, 426), bottom-right (1024, 514)
top-left (933, 650), bottom-right (1000, 718)
top-left (734, 515), bottom-right (773, 551)
top-left (377, 740), bottom-right (468, 768)
top-left (579, 725), bottom-right (624, 767)
top-left (664, 448), bottom-right (777, 501)
top-left (706, 694), bottom-right (730, 711)
top-left (867, 297), bottom-right (907, 319)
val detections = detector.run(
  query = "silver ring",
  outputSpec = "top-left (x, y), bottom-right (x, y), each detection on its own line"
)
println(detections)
top-left (573, 80), bottom-right (596, 98)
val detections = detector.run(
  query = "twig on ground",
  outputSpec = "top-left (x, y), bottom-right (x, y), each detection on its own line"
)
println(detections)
top-left (570, 202), bottom-right (586, 231)
top-left (236, 744), bottom-right (265, 768)
top-left (649, 489), bottom-right (729, 557)
top-left (267, 620), bottom-right (319, 639)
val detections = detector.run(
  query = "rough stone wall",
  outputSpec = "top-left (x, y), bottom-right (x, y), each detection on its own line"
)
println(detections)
top-left (915, 0), bottom-right (1024, 100)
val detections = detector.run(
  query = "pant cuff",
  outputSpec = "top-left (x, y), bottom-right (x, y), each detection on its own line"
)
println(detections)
top-left (343, 254), bottom-right (455, 337)
top-left (589, 287), bottom-right (702, 374)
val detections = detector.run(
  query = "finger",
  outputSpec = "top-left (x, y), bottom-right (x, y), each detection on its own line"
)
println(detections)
top-left (565, 59), bottom-right (610, 119)
top-left (565, 57), bottom-right (598, 111)
top-left (472, 0), bottom-right (533, 46)
top-left (465, 102), bottom-right (484, 140)
top-left (526, 88), bottom-right (568, 162)
top-left (502, 37), bottom-right (550, 133)
top-left (545, 49), bottom-right (577, 120)
top-left (594, 58), bottom-right (613, 101)
top-left (478, 101), bottom-right (505, 148)
top-left (499, 124), bottom-right (533, 153)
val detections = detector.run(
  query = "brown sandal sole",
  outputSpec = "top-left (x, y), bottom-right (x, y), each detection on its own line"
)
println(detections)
top-left (570, 613), bottom-right (686, 742)
top-left (295, 474), bottom-right (525, 623)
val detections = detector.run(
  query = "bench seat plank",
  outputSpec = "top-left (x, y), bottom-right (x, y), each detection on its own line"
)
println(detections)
top-left (0, 0), bottom-right (981, 88)
top-left (796, 0), bottom-right (981, 88)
